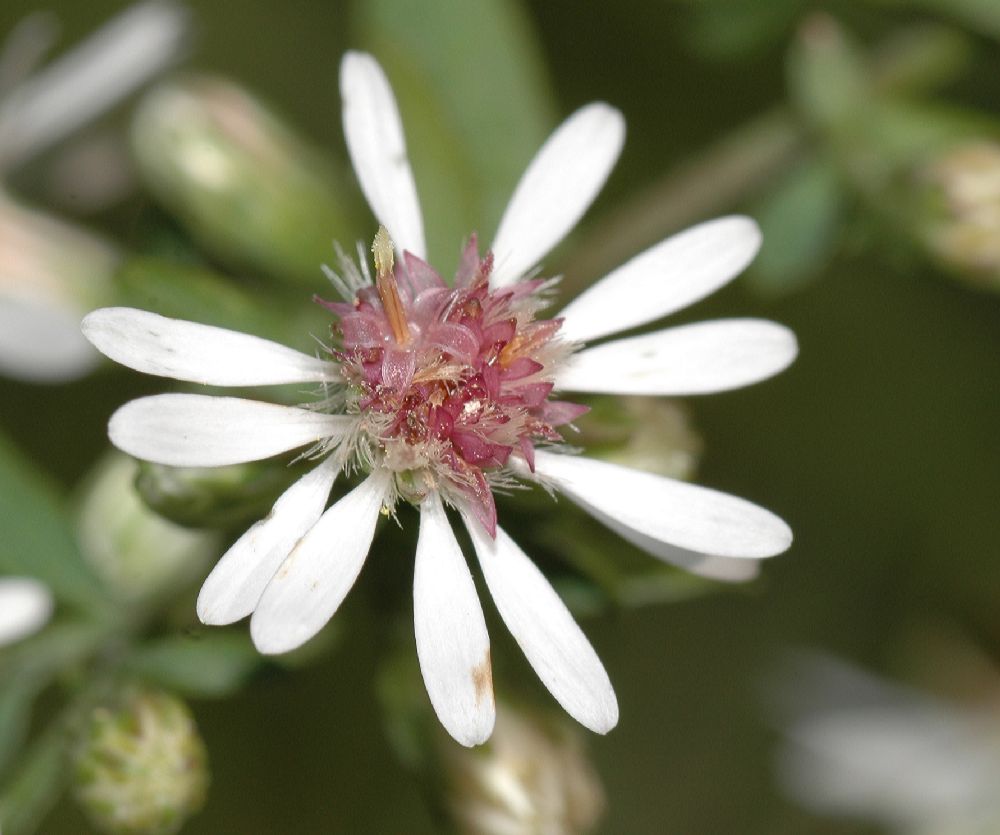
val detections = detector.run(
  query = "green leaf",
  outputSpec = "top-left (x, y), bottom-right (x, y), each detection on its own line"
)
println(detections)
top-left (124, 632), bottom-right (262, 698)
top-left (751, 157), bottom-right (844, 294)
top-left (0, 719), bottom-right (71, 835)
top-left (0, 432), bottom-right (107, 612)
top-left (913, 0), bottom-right (1000, 42)
top-left (355, 0), bottom-right (557, 269)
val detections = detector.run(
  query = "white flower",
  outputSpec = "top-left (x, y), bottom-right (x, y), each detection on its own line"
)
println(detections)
top-left (82, 51), bottom-right (796, 746)
top-left (773, 655), bottom-right (1000, 835)
top-left (0, 1), bottom-right (188, 382)
top-left (0, 576), bottom-right (53, 647)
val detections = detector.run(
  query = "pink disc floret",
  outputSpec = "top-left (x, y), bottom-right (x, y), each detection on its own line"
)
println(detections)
top-left (322, 232), bottom-right (587, 537)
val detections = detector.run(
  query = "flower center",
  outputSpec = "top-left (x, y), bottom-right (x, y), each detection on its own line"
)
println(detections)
top-left (321, 228), bottom-right (588, 535)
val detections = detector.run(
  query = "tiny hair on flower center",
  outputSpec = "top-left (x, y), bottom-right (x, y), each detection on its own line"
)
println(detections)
top-left (318, 227), bottom-right (589, 536)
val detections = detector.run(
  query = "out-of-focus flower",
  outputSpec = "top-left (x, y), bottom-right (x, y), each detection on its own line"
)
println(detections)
top-left (0, 576), bottom-right (53, 647)
top-left (0, 193), bottom-right (118, 381)
top-left (917, 141), bottom-right (1000, 289)
top-left (83, 52), bottom-right (795, 746)
top-left (73, 686), bottom-right (209, 835)
top-left (0, 1), bottom-right (189, 173)
top-left (74, 452), bottom-right (219, 601)
top-left (771, 654), bottom-right (1000, 835)
top-left (443, 702), bottom-right (605, 835)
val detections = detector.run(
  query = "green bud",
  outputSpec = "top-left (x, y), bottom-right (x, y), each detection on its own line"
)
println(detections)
top-left (73, 686), bottom-right (209, 835)
top-left (134, 458), bottom-right (299, 530)
top-left (131, 75), bottom-right (363, 285)
top-left (442, 702), bottom-right (605, 835)
top-left (915, 140), bottom-right (1000, 290)
top-left (74, 452), bottom-right (219, 601)
top-left (0, 192), bottom-right (118, 381)
top-left (577, 397), bottom-right (702, 480)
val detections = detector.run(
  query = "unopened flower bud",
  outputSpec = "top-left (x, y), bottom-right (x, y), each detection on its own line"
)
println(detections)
top-left (131, 75), bottom-right (362, 284)
top-left (916, 140), bottom-right (1000, 289)
top-left (74, 453), bottom-right (219, 601)
top-left (133, 458), bottom-right (299, 530)
top-left (73, 686), bottom-right (209, 835)
top-left (0, 193), bottom-right (118, 381)
top-left (442, 703), bottom-right (605, 835)
top-left (578, 397), bottom-right (702, 480)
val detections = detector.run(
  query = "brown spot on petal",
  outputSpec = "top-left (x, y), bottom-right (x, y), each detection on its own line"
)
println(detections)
top-left (472, 649), bottom-right (494, 707)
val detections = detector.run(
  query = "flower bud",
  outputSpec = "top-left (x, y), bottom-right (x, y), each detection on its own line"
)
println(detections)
top-left (442, 703), bottom-right (605, 835)
top-left (74, 452), bottom-right (219, 601)
top-left (578, 397), bottom-right (702, 480)
top-left (916, 140), bottom-right (1000, 289)
top-left (131, 75), bottom-right (362, 284)
top-left (0, 193), bottom-right (118, 381)
top-left (133, 458), bottom-right (299, 530)
top-left (73, 686), bottom-right (209, 835)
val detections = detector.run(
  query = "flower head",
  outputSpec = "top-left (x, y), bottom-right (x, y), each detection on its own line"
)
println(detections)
top-left (83, 51), bottom-right (796, 745)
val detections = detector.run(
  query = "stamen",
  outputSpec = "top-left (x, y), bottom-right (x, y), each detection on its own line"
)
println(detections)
top-left (372, 226), bottom-right (409, 345)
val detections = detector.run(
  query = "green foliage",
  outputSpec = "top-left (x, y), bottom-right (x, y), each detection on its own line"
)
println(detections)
top-left (124, 633), bottom-right (261, 698)
top-left (0, 433), bottom-right (107, 613)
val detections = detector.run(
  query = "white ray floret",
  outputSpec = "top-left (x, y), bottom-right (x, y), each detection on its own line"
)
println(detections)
top-left (558, 215), bottom-right (763, 343)
top-left (108, 393), bottom-right (353, 467)
top-left (340, 50), bottom-right (426, 260)
top-left (490, 103), bottom-right (625, 288)
top-left (82, 308), bottom-right (340, 386)
top-left (555, 319), bottom-right (798, 396)
top-left (251, 470), bottom-right (390, 655)
top-left (464, 516), bottom-right (619, 735)
top-left (582, 504), bottom-right (762, 583)
top-left (414, 493), bottom-right (495, 747)
top-left (197, 457), bottom-right (341, 625)
top-left (532, 450), bottom-right (792, 559)
top-left (0, 577), bottom-right (54, 647)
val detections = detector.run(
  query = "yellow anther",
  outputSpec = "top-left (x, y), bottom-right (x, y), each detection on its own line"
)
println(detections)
top-left (371, 226), bottom-right (409, 345)
top-left (372, 225), bottom-right (395, 278)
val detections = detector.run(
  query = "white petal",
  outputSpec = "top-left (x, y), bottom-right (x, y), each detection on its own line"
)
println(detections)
top-left (414, 493), bottom-right (494, 746)
top-left (490, 103), bottom-right (624, 288)
top-left (82, 307), bottom-right (339, 386)
top-left (533, 450), bottom-right (792, 559)
top-left (555, 318), bottom-right (798, 396)
top-left (558, 216), bottom-right (763, 343)
top-left (0, 297), bottom-right (97, 382)
top-left (340, 51), bottom-right (425, 259)
top-left (463, 516), bottom-right (618, 734)
top-left (197, 457), bottom-right (340, 625)
top-left (109, 394), bottom-right (351, 467)
top-left (0, 0), bottom-right (189, 168)
top-left (250, 470), bottom-right (389, 654)
top-left (0, 578), bottom-right (54, 646)
top-left (584, 503), bottom-right (761, 583)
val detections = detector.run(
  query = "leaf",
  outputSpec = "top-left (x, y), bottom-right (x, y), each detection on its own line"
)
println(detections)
top-left (0, 719), bottom-right (70, 835)
top-left (354, 0), bottom-right (557, 269)
top-left (914, 0), bottom-right (1000, 42)
top-left (0, 623), bottom-right (109, 775)
top-left (0, 432), bottom-right (107, 612)
top-left (124, 632), bottom-right (262, 698)
top-left (750, 157), bottom-right (844, 295)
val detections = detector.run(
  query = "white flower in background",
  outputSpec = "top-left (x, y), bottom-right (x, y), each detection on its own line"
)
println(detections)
top-left (82, 52), bottom-right (796, 746)
top-left (0, 1), bottom-right (189, 172)
top-left (772, 654), bottom-right (1000, 835)
top-left (0, 576), bottom-right (53, 647)
top-left (0, 1), bottom-right (188, 383)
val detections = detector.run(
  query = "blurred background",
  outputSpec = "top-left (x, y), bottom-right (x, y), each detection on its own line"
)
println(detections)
top-left (1, 0), bottom-right (999, 833)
